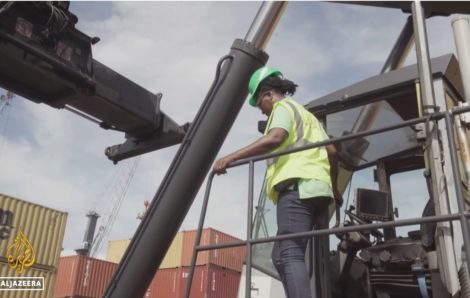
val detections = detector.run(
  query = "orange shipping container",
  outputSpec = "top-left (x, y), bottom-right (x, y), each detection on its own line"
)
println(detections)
top-left (147, 265), bottom-right (241, 298)
top-left (53, 255), bottom-right (117, 298)
top-left (181, 228), bottom-right (246, 272)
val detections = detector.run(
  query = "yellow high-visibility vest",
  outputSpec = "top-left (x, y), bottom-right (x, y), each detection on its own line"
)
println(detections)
top-left (265, 98), bottom-right (331, 203)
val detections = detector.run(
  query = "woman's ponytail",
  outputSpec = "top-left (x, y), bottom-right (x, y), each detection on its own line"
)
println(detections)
top-left (255, 76), bottom-right (298, 98)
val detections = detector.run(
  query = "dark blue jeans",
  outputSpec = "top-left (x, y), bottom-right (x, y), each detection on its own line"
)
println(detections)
top-left (271, 190), bottom-right (331, 298)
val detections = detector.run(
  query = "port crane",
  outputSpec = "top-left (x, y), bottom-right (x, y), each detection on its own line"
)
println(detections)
top-left (2, 2), bottom-right (470, 298)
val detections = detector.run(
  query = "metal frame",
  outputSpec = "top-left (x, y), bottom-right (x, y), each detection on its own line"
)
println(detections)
top-left (413, 2), bottom-right (463, 293)
top-left (184, 104), bottom-right (470, 298)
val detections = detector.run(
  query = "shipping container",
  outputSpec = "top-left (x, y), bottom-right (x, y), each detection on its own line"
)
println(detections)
top-left (106, 239), bottom-right (130, 264)
top-left (181, 228), bottom-right (246, 272)
top-left (0, 193), bottom-right (67, 298)
top-left (106, 232), bottom-right (183, 268)
top-left (53, 255), bottom-right (117, 298)
top-left (147, 267), bottom-right (181, 298)
top-left (147, 264), bottom-right (241, 298)
top-left (181, 265), bottom-right (241, 298)
top-left (0, 194), bottom-right (68, 268)
top-left (160, 232), bottom-right (183, 268)
top-left (0, 263), bottom-right (56, 298)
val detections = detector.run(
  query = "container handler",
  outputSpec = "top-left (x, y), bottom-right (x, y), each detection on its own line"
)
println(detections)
top-left (2, 2), bottom-right (470, 297)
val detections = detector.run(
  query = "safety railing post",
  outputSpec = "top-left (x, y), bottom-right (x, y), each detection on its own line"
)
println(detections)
top-left (245, 161), bottom-right (255, 298)
top-left (443, 112), bottom-right (470, 274)
top-left (184, 172), bottom-right (216, 298)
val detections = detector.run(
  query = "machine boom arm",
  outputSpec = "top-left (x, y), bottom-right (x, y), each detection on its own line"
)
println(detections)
top-left (0, 1), bottom-right (187, 163)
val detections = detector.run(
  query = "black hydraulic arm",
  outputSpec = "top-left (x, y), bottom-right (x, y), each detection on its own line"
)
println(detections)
top-left (102, 3), bottom-right (286, 297)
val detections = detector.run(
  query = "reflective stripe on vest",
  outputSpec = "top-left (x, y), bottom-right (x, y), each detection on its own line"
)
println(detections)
top-left (266, 100), bottom-right (309, 167)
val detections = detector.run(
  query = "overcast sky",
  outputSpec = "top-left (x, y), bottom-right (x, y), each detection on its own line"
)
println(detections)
top-left (0, 2), bottom-right (462, 258)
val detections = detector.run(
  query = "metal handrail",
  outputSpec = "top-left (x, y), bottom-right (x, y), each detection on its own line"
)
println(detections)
top-left (184, 105), bottom-right (470, 298)
top-left (194, 212), bottom-right (469, 252)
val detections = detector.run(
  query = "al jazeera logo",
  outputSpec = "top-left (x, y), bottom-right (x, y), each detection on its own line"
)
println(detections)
top-left (0, 229), bottom-right (44, 291)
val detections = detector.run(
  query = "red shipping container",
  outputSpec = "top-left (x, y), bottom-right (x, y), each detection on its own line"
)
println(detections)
top-left (147, 265), bottom-right (241, 298)
top-left (147, 267), bottom-right (181, 298)
top-left (181, 228), bottom-right (246, 272)
top-left (180, 265), bottom-right (241, 298)
top-left (53, 255), bottom-right (117, 298)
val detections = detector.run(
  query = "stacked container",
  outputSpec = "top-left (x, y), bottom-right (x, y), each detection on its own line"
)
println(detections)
top-left (146, 264), bottom-right (241, 298)
top-left (162, 231), bottom-right (184, 268)
top-left (105, 228), bottom-right (246, 298)
top-left (53, 255), bottom-right (117, 298)
top-left (106, 239), bottom-right (131, 264)
top-left (181, 228), bottom-right (246, 272)
top-left (0, 193), bottom-right (68, 298)
top-left (106, 232), bottom-right (184, 268)
top-left (147, 228), bottom-right (245, 298)
top-left (106, 228), bottom-right (246, 271)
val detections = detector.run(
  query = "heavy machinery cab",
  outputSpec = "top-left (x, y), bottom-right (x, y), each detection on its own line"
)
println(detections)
top-left (251, 53), bottom-right (468, 298)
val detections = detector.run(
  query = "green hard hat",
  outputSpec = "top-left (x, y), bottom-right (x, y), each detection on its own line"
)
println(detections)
top-left (248, 67), bottom-right (283, 107)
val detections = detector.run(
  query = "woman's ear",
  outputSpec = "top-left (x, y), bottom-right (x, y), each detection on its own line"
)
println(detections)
top-left (267, 91), bottom-right (274, 102)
